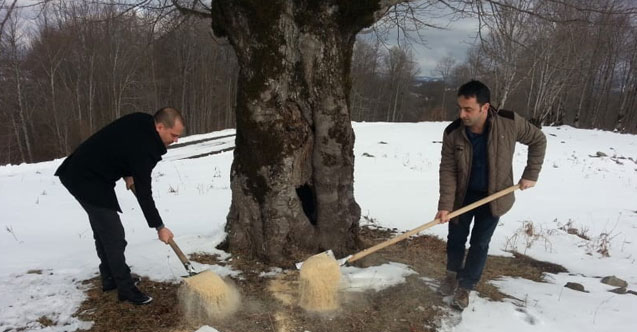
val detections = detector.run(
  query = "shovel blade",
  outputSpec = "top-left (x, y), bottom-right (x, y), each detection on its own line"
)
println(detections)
top-left (181, 271), bottom-right (203, 278)
top-left (295, 250), bottom-right (352, 269)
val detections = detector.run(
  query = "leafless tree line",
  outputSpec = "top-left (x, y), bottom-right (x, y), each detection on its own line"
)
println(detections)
top-left (0, 0), bottom-right (425, 165)
top-left (445, 0), bottom-right (637, 132)
top-left (0, 1), bottom-right (238, 164)
top-left (1, 0), bottom-right (635, 165)
top-left (351, 0), bottom-right (637, 132)
top-left (349, 40), bottom-right (422, 122)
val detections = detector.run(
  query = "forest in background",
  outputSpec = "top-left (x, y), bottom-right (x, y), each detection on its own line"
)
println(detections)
top-left (1, 0), bottom-right (635, 165)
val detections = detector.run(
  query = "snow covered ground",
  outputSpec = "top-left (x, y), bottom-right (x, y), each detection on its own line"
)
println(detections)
top-left (1, 122), bottom-right (636, 332)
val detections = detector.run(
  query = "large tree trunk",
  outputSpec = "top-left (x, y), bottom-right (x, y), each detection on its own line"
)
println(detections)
top-left (210, 0), bottom-right (388, 265)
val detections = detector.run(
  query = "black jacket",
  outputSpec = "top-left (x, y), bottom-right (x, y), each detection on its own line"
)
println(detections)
top-left (55, 113), bottom-right (167, 228)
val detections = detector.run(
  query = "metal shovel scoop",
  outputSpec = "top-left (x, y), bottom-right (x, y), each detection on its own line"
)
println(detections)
top-left (167, 238), bottom-right (202, 277)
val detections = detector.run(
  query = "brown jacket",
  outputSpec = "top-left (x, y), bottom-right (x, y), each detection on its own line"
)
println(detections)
top-left (438, 108), bottom-right (547, 217)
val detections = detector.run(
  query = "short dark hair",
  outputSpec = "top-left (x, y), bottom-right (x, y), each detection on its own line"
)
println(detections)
top-left (457, 80), bottom-right (490, 106)
top-left (154, 107), bottom-right (184, 128)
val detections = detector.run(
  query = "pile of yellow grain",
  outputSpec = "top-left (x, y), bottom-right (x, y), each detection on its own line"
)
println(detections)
top-left (178, 270), bottom-right (240, 323)
top-left (298, 253), bottom-right (341, 312)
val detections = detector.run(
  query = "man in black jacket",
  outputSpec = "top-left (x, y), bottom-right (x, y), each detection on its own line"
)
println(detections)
top-left (55, 107), bottom-right (184, 305)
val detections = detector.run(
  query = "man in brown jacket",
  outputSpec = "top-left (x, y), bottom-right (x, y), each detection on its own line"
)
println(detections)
top-left (436, 80), bottom-right (546, 310)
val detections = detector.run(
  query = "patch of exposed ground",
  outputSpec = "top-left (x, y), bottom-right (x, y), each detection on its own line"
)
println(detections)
top-left (73, 226), bottom-right (566, 332)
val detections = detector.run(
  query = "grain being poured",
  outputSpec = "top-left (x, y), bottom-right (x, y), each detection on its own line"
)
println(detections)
top-left (298, 253), bottom-right (341, 312)
top-left (178, 270), bottom-right (240, 323)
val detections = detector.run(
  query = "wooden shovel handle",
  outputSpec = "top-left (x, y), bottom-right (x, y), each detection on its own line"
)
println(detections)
top-left (129, 184), bottom-right (191, 267)
top-left (347, 184), bottom-right (520, 264)
top-left (168, 238), bottom-right (191, 266)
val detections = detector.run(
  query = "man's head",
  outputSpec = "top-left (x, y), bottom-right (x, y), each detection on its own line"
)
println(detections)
top-left (457, 80), bottom-right (490, 130)
top-left (154, 107), bottom-right (184, 147)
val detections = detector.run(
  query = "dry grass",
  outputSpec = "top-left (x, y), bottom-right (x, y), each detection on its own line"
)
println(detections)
top-left (188, 252), bottom-right (224, 266)
top-left (480, 252), bottom-right (568, 301)
top-left (36, 316), bottom-right (55, 327)
top-left (72, 226), bottom-right (568, 332)
top-left (504, 220), bottom-right (556, 254)
top-left (75, 277), bottom-right (184, 332)
top-left (558, 219), bottom-right (591, 240)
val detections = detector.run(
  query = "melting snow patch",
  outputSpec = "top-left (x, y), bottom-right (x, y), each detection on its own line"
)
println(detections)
top-left (341, 262), bottom-right (417, 292)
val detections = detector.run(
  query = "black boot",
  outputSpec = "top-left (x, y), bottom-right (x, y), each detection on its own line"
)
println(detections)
top-left (102, 276), bottom-right (140, 292)
top-left (118, 286), bottom-right (153, 305)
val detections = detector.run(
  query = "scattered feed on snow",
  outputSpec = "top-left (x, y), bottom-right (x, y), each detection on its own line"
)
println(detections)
top-left (178, 270), bottom-right (240, 323)
top-left (298, 252), bottom-right (341, 312)
top-left (268, 272), bottom-right (297, 306)
top-left (74, 232), bottom-right (570, 332)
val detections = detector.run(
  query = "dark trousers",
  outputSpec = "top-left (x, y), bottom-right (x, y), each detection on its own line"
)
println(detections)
top-left (446, 191), bottom-right (500, 290)
top-left (79, 201), bottom-right (135, 295)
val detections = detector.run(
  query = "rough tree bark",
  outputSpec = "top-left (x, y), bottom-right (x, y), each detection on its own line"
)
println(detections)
top-left (209, 0), bottom-right (397, 265)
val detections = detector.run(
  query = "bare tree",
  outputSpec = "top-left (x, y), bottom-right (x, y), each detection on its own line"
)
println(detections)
top-left (478, 0), bottom-right (538, 108)
top-left (383, 46), bottom-right (418, 121)
top-left (0, 0), bottom-right (18, 42)
top-left (454, 0), bottom-right (636, 131)
top-left (433, 55), bottom-right (456, 114)
top-left (350, 39), bottom-right (382, 121)
top-left (2, 10), bottom-right (33, 162)
top-left (615, 24), bottom-right (637, 131)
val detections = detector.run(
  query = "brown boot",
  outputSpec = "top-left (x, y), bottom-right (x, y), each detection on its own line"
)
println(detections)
top-left (438, 270), bottom-right (458, 296)
top-left (451, 287), bottom-right (470, 310)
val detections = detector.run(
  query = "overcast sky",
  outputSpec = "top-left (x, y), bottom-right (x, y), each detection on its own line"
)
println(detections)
top-left (411, 18), bottom-right (480, 77)
top-left (360, 2), bottom-right (482, 78)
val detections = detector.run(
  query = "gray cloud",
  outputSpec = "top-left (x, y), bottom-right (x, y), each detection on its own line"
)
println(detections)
top-left (413, 18), bottom-right (480, 76)
top-left (361, 12), bottom-right (481, 78)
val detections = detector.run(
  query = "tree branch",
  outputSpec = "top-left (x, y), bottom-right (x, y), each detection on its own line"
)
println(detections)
top-left (0, 0), bottom-right (18, 40)
top-left (171, 0), bottom-right (212, 19)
